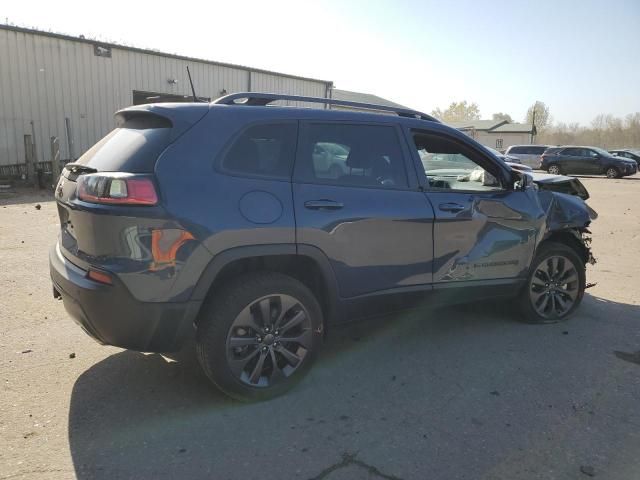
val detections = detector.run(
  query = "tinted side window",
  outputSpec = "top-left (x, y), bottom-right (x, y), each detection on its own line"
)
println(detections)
top-left (530, 146), bottom-right (548, 155)
top-left (562, 148), bottom-right (579, 156)
top-left (509, 146), bottom-right (525, 154)
top-left (297, 123), bottom-right (408, 189)
top-left (220, 123), bottom-right (297, 178)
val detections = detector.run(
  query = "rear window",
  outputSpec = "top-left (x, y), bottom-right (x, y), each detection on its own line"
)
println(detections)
top-left (76, 114), bottom-right (172, 173)
top-left (220, 123), bottom-right (297, 179)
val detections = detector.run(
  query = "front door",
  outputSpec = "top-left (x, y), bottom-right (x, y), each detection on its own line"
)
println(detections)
top-left (409, 129), bottom-right (542, 284)
top-left (583, 148), bottom-right (604, 174)
top-left (293, 121), bottom-right (435, 299)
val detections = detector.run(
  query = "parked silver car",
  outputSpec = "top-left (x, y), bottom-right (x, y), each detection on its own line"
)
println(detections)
top-left (504, 145), bottom-right (552, 168)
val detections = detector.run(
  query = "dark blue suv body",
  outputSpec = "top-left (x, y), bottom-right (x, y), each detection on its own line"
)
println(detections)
top-left (50, 93), bottom-right (596, 400)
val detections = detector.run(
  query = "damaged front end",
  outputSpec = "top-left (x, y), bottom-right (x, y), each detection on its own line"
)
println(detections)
top-left (536, 189), bottom-right (597, 267)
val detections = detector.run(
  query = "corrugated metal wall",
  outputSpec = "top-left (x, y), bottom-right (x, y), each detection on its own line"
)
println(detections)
top-left (0, 26), bottom-right (330, 167)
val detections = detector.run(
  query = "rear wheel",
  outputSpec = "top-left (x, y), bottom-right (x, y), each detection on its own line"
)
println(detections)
top-left (547, 164), bottom-right (561, 175)
top-left (518, 242), bottom-right (585, 324)
top-left (196, 272), bottom-right (323, 401)
top-left (606, 167), bottom-right (619, 179)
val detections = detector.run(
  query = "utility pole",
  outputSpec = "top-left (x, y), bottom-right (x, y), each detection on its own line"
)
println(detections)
top-left (531, 107), bottom-right (537, 144)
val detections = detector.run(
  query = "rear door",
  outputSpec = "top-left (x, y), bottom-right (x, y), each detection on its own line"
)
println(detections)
top-left (571, 148), bottom-right (597, 174)
top-left (527, 146), bottom-right (547, 168)
top-left (408, 128), bottom-right (541, 284)
top-left (521, 146), bottom-right (539, 167)
top-left (293, 121), bottom-right (435, 299)
top-left (558, 148), bottom-right (583, 174)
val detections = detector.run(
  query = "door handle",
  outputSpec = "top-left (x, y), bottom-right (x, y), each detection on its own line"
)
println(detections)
top-left (438, 202), bottom-right (466, 213)
top-left (304, 200), bottom-right (344, 210)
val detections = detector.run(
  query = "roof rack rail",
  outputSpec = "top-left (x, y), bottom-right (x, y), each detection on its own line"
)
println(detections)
top-left (212, 92), bottom-right (440, 122)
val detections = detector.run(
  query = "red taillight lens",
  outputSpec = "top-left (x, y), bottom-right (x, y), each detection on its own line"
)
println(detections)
top-left (77, 174), bottom-right (158, 205)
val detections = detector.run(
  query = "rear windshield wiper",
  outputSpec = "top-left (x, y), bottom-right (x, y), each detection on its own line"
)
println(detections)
top-left (64, 163), bottom-right (97, 174)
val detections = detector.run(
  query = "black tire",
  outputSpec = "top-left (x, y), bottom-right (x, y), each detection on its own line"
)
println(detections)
top-left (517, 241), bottom-right (586, 324)
top-left (605, 166), bottom-right (620, 179)
top-left (547, 164), bottom-right (561, 175)
top-left (196, 272), bottom-right (323, 401)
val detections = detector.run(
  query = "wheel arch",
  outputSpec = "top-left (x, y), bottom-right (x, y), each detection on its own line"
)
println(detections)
top-left (191, 244), bottom-right (339, 329)
top-left (538, 229), bottom-right (593, 267)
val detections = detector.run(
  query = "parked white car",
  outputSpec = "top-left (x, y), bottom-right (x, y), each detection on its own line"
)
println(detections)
top-left (504, 145), bottom-right (551, 168)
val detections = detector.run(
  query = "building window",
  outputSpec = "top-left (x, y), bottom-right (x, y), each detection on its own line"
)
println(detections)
top-left (495, 139), bottom-right (503, 149)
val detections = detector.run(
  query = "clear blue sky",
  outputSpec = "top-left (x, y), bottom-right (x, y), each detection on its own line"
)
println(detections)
top-left (4, 0), bottom-right (639, 124)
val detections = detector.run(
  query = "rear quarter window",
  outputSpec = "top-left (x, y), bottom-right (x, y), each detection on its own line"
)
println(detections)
top-left (219, 123), bottom-right (297, 179)
top-left (508, 146), bottom-right (525, 154)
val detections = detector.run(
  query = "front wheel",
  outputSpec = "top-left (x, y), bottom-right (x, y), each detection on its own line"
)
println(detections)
top-left (518, 242), bottom-right (586, 324)
top-left (606, 167), bottom-right (620, 179)
top-left (196, 272), bottom-right (323, 401)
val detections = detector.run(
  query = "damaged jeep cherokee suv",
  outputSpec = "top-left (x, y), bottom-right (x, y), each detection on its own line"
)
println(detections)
top-left (50, 93), bottom-right (596, 400)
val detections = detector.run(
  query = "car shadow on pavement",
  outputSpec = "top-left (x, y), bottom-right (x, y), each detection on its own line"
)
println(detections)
top-left (67, 294), bottom-right (640, 480)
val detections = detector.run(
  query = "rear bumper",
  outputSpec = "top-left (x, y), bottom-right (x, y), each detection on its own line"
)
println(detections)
top-left (49, 244), bottom-right (200, 352)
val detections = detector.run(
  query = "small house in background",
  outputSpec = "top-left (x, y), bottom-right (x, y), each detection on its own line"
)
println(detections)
top-left (448, 120), bottom-right (535, 151)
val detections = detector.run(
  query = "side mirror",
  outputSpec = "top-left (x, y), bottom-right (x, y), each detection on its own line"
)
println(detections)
top-left (514, 171), bottom-right (533, 191)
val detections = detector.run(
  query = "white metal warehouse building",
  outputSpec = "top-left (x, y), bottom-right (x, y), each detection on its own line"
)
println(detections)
top-left (0, 25), bottom-right (333, 174)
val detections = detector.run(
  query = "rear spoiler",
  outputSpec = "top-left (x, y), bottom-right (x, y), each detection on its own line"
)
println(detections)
top-left (115, 103), bottom-right (210, 142)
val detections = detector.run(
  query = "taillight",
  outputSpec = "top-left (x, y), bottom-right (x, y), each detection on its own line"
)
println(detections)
top-left (77, 173), bottom-right (158, 205)
top-left (87, 268), bottom-right (113, 285)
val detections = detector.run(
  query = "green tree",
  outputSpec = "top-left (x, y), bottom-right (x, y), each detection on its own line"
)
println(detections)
top-left (525, 101), bottom-right (551, 131)
top-left (431, 101), bottom-right (481, 122)
top-left (492, 112), bottom-right (513, 122)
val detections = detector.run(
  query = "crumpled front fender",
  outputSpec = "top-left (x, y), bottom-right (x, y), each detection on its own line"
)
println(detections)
top-left (537, 190), bottom-right (597, 231)
top-left (535, 189), bottom-right (597, 265)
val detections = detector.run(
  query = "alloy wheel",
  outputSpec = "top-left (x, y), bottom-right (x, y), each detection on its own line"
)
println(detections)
top-left (529, 255), bottom-right (579, 320)
top-left (606, 167), bottom-right (618, 178)
top-left (225, 294), bottom-right (312, 387)
top-left (548, 165), bottom-right (560, 175)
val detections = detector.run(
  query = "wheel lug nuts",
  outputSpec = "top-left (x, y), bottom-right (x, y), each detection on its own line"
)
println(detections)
top-left (256, 336), bottom-right (262, 342)
top-left (262, 346), bottom-right (268, 353)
